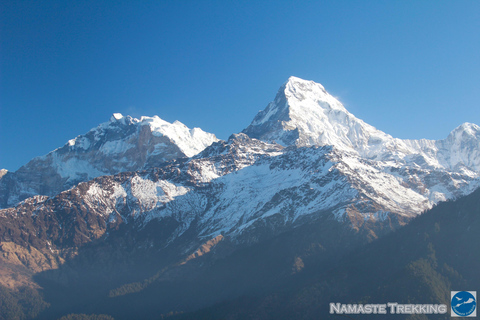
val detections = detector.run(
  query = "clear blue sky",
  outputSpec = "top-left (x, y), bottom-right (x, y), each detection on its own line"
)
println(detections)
top-left (1, 1), bottom-right (479, 171)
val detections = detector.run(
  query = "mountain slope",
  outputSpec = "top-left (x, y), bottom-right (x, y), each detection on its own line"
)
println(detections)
top-left (176, 186), bottom-right (480, 320)
top-left (0, 114), bottom-right (218, 208)
top-left (244, 76), bottom-right (480, 204)
top-left (0, 131), bottom-right (475, 291)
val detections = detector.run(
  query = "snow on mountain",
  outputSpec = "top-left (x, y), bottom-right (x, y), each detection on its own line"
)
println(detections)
top-left (3, 130), bottom-right (476, 256)
top-left (2, 77), bottom-right (480, 295)
top-left (243, 76), bottom-right (480, 173)
top-left (243, 76), bottom-right (389, 152)
top-left (2, 76), bottom-right (480, 255)
top-left (103, 113), bottom-right (218, 158)
top-left (0, 114), bottom-right (218, 208)
top-left (436, 122), bottom-right (480, 171)
top-left (3, 76), bottom-right (480, 311)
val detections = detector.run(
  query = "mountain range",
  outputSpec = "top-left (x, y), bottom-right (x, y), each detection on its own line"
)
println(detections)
top-left (0, 76), bottom-right (479, 319)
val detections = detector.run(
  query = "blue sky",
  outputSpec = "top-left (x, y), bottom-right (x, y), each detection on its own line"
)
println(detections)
top-left (1, 1), bottom-right (479, 171)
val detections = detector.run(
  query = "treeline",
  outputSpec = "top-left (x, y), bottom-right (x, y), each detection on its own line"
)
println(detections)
top-left (108, 270), bottom-right (162, 298)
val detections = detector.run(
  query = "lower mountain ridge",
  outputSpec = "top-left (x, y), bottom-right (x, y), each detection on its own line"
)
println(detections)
top-left (2, 182), bottom-right (478, 319)
top-left (173, 186), bottom-right (480, 320)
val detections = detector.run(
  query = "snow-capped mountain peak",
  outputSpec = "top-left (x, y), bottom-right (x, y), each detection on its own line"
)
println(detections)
top-left (0, 114), bottom-right (218, 208)
top-left (64, 114), bottom-right (218, 159)
top-left (448, 122), bottom-right (480, 139)
top-left (136, 115), bottom-right (218, 157)
top-left (243, 76), bottom-right (389, 154)
top-left (243, 77), bottom-right (480, 174)
top-left (284, 76), bottom-right (346, 112)
top-left (438, 122), bottom-right (480, 172)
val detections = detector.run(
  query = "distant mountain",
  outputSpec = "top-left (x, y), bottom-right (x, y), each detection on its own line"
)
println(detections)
top-left (0, 114), bottom-right (218, 208)
top-left (0, 77), bottom-right (479, 319)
